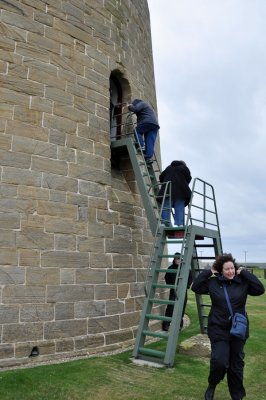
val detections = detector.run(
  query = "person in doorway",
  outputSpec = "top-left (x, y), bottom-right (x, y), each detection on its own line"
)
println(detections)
top-left (162, 252), bottom-right (193, 331)
top-left (191, 253), bottom-right (265, 400)
top-left (157, 160), bottom-right (192, 226)
top-left (127, 99), bottom-right (160, 164)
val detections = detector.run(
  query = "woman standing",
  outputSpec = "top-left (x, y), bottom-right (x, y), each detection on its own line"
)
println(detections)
top-left (157, 160), bottom-right (192, 226)
top-left (191, 253), bottom-right (265, 400)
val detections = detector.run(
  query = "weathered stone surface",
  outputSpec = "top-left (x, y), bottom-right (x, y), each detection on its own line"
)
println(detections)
top-left (0, 0), bottom-right (158, 367)
top-left (88, 315), bottom-right (119, 334)
top-left (44, 320), bottom-right (87, 339)
top-left (179, 334), bottom-right (211, 358)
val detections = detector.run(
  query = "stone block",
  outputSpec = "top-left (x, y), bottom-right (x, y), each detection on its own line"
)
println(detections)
top-left (120, 311), bottom-right (140, 329)
top-left (43, 114), bottom-right (76, 134)
top-left (34, 10), bottom-right (54, 26)
top-left (74, 96), bottom-right (95, 113)
top-left (2, 285), bottom-right (45, 304)
top-left (53, 104), bottom-right (89, 123)
top-left (0, 305), bottom-right (19, 324)
top-left (30, 96), bottom-right (53, 113)
top-left (112, 254), bottom-right (133, 268)
top-left (58, 147), bottom-right (76, 162)
top-left (107, 269), bottom-right (136, 284)
top-left (130, 282), bottom-right (144, 297)
top-left (88, 315), bottom-right (119, 334)
top-left (19, 249), bottom-right (40, 267)
top-left (26, 267), bottom-right (59, 286)
top-left (0, 344), bottom-right (14, 360)
top-left (90, 253), bottom-right (112, 268)
top-left (0, 103), bottom-right (13, 120)
top-left (12, 136), bottom-right (57, 159)
top-left (42, 251), bottom-right (89, 268)
top-left (56, 338), bottom-right (75, 353)
top-left (125, 298), bottom-right (135, 312)
top-left (16, 42), bottom-right (49, 63)
top-left (3, 322), bottom-right (43, 342)
top-left (55, 303), bottom-right (74, 320)
top-left (53, 18), bottom-right (93, 44)
top-left (0, 248), bottom-right (18, 265)
top-left (79, 181), bottom-right (107, 199)
top-left (75, 334), bottom-right (105, 351)
top-left (2, 167), bottom-right (42, 187)
top-left (105, 329), bottom-right (133, 346)
top-left (14, 105), bottom-right (42, 126)
top-left (0, 212), bottom-right (20, 230)
top-left (45, 86), bottom-right (73, 105)
top-left (47, 285), bottom-right (94, 303)
top-left (60, 269), bottom-right (75, 284)
top-left (42, 173), bottom-right (78, 193)
top-left (31, 155), bottom-right (68, 176)
top-left (76, 268), bottom-right (106, 284)
top-left (0, 266), bottom-right (25, 284)
top-left (6, 120), bottom-right (48, 141)
top-left (55, 234), bottom-right (76, 251)
top-left (94, 284), bottom-right (117, 300)
top-left (97, 209), bottom-right (119, 225)
top-left (0, 74), bottom-right (44, 97)
top-left (37, 200), bottom-right (77, 219)
top-left (2, 10), bottom-right (44, 34)
top-left (45, 217), bottom-right (87, 235)
top-left (117, 284), bottom-right (130, 299)
top-left (20, 303), bottom-right (54, 322)
top-left (106, 299), bottom-right (125, 315)
top-left (27, 31), bottom-right (60, 54)
top-left (0, 149), bottom-right (31, 169)
top-left (18, 185), bottom-right (49, 200)
top-left (66, 135), bottom-right (94, 153)
top-left (74, 300), bottom-right (105, 318)
top-left (16, 229), bottom-right (54, 250)
top-left (105, 237), bottom-right (136, 255)
top-left (44, 319), bottom-right (87, 339)
top-left (78, 236), bottom-right (104, 253)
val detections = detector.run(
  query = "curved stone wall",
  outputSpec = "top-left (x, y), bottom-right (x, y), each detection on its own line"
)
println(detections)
top-left (0, 0), bottom-right (159, 367)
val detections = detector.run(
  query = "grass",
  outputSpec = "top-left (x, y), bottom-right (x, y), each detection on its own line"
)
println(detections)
top-left (0, 277), bottom-right (265, 400)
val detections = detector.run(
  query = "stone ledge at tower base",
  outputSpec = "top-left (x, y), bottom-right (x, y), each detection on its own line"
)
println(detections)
top-left (179, 333), bottom-right (211, 358)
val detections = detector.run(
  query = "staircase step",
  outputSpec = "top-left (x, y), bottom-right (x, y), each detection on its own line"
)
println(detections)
top-left (152, 283), bottom-right (175, 289)
top-left (145, 314), bottom-right (172, 322)
top-left (150, 298), bottom-right (175, 305)
top-left (138, 347), bottom-right (165, 358)
top-left (142, 330), bottom-right (168, 339)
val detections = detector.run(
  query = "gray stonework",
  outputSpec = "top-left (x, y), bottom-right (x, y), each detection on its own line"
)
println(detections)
top-left (0, 0), bottom-right (161, 367)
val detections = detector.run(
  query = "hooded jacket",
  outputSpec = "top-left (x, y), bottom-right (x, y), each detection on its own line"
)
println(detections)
top-left (158, 161), bottom-right (192, 206)
top-left (128, 99), bottom-right (159, 127)
top-left (191, 269), bottom-right (265, 341)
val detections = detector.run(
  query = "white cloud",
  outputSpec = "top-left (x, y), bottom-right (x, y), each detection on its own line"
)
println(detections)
top-left (148, 0), bottom-right (266, 262)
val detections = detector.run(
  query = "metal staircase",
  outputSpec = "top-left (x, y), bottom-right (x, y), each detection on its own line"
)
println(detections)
top-left (110, 119), bottom-right (223, 367)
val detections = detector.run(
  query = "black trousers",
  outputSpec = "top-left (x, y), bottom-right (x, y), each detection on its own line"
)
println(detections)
top-left (209, 339), bottom-right (246, 399)
top-left (164, 289), bottom-right (187, 328)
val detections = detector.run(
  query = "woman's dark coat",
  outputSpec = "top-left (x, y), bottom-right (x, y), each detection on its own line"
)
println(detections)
top-left (191, 269), bottom-right (265, 341)
top-left (158, 161), bottom-right (192, 206)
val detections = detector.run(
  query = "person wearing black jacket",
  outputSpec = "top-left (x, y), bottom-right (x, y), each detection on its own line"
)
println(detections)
top-left (191, 253), bottom-right (265, 400)
top-left (162, 252), bottom-right (193, 331)
top-left (158, 160), bottom-right (192, 226)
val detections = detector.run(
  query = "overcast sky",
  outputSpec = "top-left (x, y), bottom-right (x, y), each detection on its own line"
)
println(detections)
top-left (148, 0), bottom-right (266, 263)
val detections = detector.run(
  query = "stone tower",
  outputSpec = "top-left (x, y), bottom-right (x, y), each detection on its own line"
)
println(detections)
top-left (0, 0), bottom-right (159, 367)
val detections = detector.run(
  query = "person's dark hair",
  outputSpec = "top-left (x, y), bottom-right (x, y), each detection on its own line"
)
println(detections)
top-left (173, 252), bottom-right (181, 261)
top-left (212, 253), bottom-right (240, 274)
top-left (171, 160), bottom-right (187, 167)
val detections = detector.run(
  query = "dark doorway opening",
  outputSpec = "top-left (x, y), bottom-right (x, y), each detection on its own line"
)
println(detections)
top-left (110, 73), bottom-right (123, 141)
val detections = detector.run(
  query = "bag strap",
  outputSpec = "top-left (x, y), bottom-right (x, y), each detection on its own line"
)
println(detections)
top-left (222, 284), bottom-right (233, 317)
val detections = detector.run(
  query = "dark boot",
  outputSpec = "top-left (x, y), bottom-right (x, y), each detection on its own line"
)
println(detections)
top-left (162, 322), bottom-right (170, 331)
top-left (205, 385), bottom-right (216, 400)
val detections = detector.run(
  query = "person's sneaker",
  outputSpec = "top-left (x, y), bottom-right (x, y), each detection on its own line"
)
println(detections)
top-left (145, 158), bottom-right (153, 164)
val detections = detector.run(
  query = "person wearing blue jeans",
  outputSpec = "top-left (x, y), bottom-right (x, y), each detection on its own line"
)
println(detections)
top-left (157, 160), bottom-right (192, 226)
top-left (128, 99), bottom-right (160, 164)
top-left (162, 198), bottom-right (185, 226)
